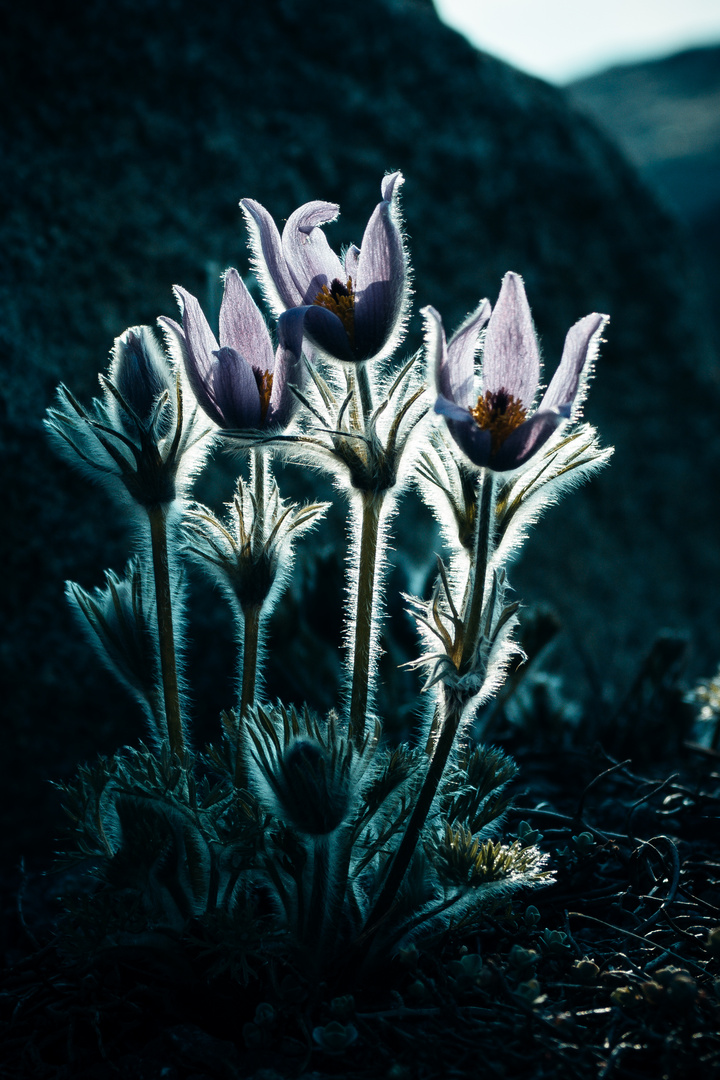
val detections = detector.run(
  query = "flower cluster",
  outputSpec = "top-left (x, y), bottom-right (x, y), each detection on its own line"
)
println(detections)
top-left (46, 171), bottom-right (611, 990)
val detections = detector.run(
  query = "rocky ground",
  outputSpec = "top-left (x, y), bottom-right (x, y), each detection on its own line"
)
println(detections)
top-left (1, 727), bottom-right (719, 1079)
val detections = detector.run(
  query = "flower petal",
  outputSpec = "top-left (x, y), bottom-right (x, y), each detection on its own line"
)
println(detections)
top-left (540, 312), bottom-right (608, 415)
top-left (446, 414), bottom-right (493, 469)
top-left (343, 244), bottom-right (361, 281)
top-left (301, 304), bottom-right (356, 364)
top-left (446, 299), bottom-right (492, 406)
top-left (212, 347), bottom-right (261, 428)
top-left (171, 286), bottom-right (223, 418)
top-left (354, 173), bottom-right (408, 361)
top-left (241, 198), bottom-right (304, 315)
top-left (482, 272), bottom-right (539, 409)
top-left (157, 315), bottom-right (184, 349)
top-left (490, 410), bottom-right (562, 471)
top-left (268, 307), bottom-right (307, 426)
top-left (281, 200), bottom-right (344, 304)
top-left (219, 268), bottom-right (275, 376)
top-left (423, 305), bottom-right (449, 398)
top-left (434, 393), bottom-right (470, 422)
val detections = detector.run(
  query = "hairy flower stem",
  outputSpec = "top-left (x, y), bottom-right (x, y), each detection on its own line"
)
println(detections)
top-left (146, 503), bottom-right (184, 757)
top-left (458, 468), bottom-right (495, 673)
top-left (349, 490), bottom-right (385, 742)
top-left (240, 605), bottom-right (261, 718)
top-left (237, 448), bottom-right (269, 721)
top-left (305, 838), bottom-right (331, 974)
top-left (362, 470), bottom-right (495, 937)
top-left (317, 826), bottom-right (354, 968)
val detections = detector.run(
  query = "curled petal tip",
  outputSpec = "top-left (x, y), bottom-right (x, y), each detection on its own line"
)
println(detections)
top-left (381, 171), bottom-right (404, 202)
top-left (418, 302), bottom-right (442, 326)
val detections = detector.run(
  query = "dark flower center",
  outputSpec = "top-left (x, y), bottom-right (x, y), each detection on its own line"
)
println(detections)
top-left (313, 277), bottom-right (356, 344)
top-left (469, 388), bottom-right (527, 453)
top-left (254, 369), bottom-right (274, 422)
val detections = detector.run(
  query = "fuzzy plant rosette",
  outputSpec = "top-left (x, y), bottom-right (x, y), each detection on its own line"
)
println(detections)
top-left (46, 173), bottom-right (612, 996)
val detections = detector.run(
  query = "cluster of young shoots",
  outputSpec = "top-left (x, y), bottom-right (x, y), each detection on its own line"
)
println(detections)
top-left (46, 173), bottom-right (611, 985)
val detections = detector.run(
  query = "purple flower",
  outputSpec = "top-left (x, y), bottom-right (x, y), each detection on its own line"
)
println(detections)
top-left (159, 268), bottom-right (305, 430)
top-left (240, 173), bottom-right (409, 365)
top-left (427, 272), bottom-right (608, 472)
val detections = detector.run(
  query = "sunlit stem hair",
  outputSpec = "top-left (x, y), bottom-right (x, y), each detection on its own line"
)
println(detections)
top-left (363, 467), bottom-right (496, 936)
top-left (347, 364), bottom-right (385, 741)
top-left (276, 344), bottom-right (426, 743)
top-left (302, 357), bottom-right (425, 744)
top-left (240, 448), bottom-right (268, 719)
top-left (145, 502), bottom-right (185, 757)
top-left (348, 486), bottom-right (385, 742)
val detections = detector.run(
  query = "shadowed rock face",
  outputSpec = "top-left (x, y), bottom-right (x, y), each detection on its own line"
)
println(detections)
top-left (2, 0), bottom-right (719, 861)
top-left (569, 44), bottom-right (720, 353)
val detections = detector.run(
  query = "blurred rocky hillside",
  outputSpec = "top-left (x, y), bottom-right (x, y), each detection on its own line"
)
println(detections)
top-left (2, 0), bottom-right (720, 863)
top-left (570, 44), bottom-right (720, 349)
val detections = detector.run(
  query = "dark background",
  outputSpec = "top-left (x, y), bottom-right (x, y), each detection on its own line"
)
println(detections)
top-left (2, 0), bottom-right (719, 868)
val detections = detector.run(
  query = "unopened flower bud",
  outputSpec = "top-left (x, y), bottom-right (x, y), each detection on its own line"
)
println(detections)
top-left (275, 740), bottom-right (351, 835)
top-left (109, 326), bottom-right (175, 430)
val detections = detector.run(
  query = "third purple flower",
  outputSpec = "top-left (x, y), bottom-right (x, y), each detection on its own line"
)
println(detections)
top-left (428, 272), bottom-right (608, 472)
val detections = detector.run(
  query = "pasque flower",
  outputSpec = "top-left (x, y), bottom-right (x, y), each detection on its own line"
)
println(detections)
top-left (428, 272), bottom-right (608, 472)
top-left (160, 268), bottom-right (305, 430)
top-left (45, 325), bottom-right (208, 508)
top-left (241, 173), bottom-right (409, 365)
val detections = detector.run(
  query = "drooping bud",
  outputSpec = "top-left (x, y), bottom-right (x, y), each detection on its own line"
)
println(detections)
top-left (109, 326), bottom-right (175, 431)
top-left (272, 739), bottom-right (351, 836)
top-left (245, 705), bottom-right (363, 836)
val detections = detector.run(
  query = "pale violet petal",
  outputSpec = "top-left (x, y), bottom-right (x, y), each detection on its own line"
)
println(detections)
top-left (434, 394), bottom-right (470, 422)
top-left (491, 410), bottom-right (562, 471)
top-left (447, 416), bottom-right (493, 469)
top-left (282, 200), bottom-right (344, 304)
top-left (422, 305), bottom-right (450, 400)
top-left (482, 272), bottom-right (539, 409)
top-left (174, 286), bottom-right (218, 381)
top-left (269, 307), bottom-right (307, 425)
top-left (212, 347), bottom-right (261, 428)
top-left (540, 312), bottom-right (608, 414)
top-left (172, 286), bottom-right (223, 418)
top-left (219, 268), bottom-right (274, 376)
top-left (354, 181), bottom-right (408, 361)
top-left (241, 198), bottom-right (304, 315)
top-left (447, 299), bottom-right (492, 406)
top-left (381, 171), bottom-right (404, 202)
top-left (344, 244), bottom-right (361, 282)
top-left (301, 304), bottom-right (356, 364)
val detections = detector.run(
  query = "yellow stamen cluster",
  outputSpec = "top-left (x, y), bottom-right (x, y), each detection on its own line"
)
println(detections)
top-left (314, 277), bottom-right (356, 344)
top-left (469, 389), bottom-right (527, 453)
top-left (254, 369), bottom-right (274, 422)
